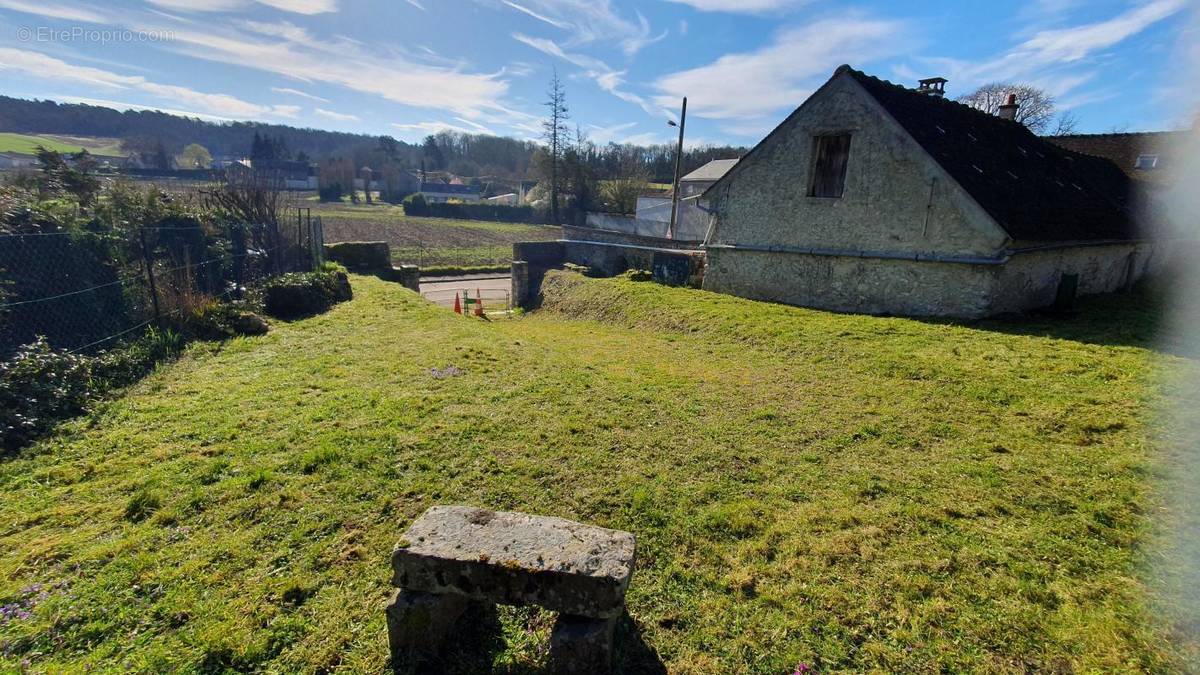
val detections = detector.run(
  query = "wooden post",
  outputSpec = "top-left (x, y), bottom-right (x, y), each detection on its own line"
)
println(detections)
top-left (139, 228), bottom-right (161, 323)
top-left (668, 97), bottom-right (687, 241)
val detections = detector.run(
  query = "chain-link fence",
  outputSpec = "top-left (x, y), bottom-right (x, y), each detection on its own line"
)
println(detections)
top-left (0, 213), bottom-right (324, 357)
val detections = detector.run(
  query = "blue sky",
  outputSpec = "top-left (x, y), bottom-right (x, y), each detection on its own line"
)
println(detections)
top-left (0, 0), bottom-right (1193, 147)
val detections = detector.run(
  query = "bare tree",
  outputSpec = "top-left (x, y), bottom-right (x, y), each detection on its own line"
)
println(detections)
top-left (1049, 110), bottom-right (1081, 137)
top-left (541, 69), bottom-right (570, 224)
top-left (958, 83), bottom-right (1058, 133)
top-left (204, 169), bottom-right (292, 273)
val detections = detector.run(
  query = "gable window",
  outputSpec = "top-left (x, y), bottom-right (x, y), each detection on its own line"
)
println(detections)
top-left (1134, 154), bottom-right (1159, 170)
top-left (809, 134), bottom-right (852, 198)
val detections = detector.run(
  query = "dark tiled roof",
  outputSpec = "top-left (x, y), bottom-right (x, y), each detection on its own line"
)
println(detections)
top-left (844, 67), bottom-right (1138, 242)
top-left (420, 182), bottom-right (479, 195)
top-left (1045, 131), bottom-right (1185, 184)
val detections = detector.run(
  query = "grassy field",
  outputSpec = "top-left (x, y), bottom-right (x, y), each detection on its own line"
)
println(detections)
top-left (315, 201), bottom-right (559, 268)
top-left (0, 133), bottom-right (125, 157)
top-left (0, 273), bottom-right (1195, 673)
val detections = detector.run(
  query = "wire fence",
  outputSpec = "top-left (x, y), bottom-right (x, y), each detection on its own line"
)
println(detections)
top-left (0, 212), bottom-right (324, 357)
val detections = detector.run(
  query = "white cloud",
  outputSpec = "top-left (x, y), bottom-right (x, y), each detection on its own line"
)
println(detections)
top-left (271, 104), bottom-right (302, 117)
top-left (255, 0), bottom-right (337, 14)
top-left (240, 20), bottom-right (312, 42)
top-left (144, 19), bottom-right (512, 118)
top-left (585, 121), bottom-right (637, 144)
top-left (0, 47), bottom-right (287, 119)
top-left (271, 86), bottom-right (328, 102)
top-left (314, 107), bottom-right (360, 122)
top-left (1018, 0), bottom-right (1184, 63)
top-left (404, 0), bottom-right (426, 9)
top-left (145, 0), bottom-right (243, 11)
top-left (906, 0), bottom-right (1186, 101)
top-left (0, 0), bottom-right (107, 22)
top-left (654, 16), bottom-right (907, 120)
top-left (663, 0), bottom-right (808, 13)
top-left (480, 0), bottom-right (664, 55)
top-left (502, 0), bottom-right (572, 29)
top-left (513, 33), bottom-right (668, 118)
top-left (391, 120), bottom-right (486, 138)
top-left (144, 0), bottom-right (336, 14)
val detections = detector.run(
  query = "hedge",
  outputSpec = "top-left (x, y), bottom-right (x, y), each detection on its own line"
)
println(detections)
top-left (404, 198), bottom-right (548, 224)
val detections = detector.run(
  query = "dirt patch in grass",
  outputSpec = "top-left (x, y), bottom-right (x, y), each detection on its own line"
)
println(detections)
top-left (0, 274), bottom-right (1194, 673)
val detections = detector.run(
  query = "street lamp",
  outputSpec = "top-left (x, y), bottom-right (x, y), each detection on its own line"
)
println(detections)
top-left (667, 97), bottom-right (687, 240)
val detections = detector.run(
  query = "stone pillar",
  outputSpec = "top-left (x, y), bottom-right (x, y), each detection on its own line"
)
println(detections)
top-left (385, 590), bottom-right (470, 661)
top-left (511, 260), bottom-right (530, 309)
top-left (549, 613), bottom-right (617, 674)
top-left (391, 265), bottom-right (421, 293)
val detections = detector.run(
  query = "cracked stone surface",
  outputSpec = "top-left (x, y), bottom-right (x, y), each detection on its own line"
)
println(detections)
top-left (391, 505), bottom-right (636, 619)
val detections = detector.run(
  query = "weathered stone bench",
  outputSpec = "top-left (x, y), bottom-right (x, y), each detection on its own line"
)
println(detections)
top-left (388, 505), bottom-right (637, 673)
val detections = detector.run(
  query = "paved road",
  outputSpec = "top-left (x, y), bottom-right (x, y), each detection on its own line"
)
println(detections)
top-left (420, 275), bottom-right (512, 310)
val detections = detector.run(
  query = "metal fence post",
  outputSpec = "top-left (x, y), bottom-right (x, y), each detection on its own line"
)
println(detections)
top-left (139, 228), bottom-right (161, 323)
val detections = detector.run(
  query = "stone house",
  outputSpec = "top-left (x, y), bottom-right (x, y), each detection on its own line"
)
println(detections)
top-left (701, 65), bottom-right (1155, 318)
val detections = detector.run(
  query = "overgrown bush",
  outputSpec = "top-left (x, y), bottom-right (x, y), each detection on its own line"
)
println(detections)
top-left (263, 264), bottom-right (352, 319)
top-left (0, 328), bottom-right (188, 454)
top-left (0, 338), bottom-right (93, 452)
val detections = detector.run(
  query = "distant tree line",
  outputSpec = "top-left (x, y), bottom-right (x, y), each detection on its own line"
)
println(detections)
top-left (0, 96), bottom-right (747, 184)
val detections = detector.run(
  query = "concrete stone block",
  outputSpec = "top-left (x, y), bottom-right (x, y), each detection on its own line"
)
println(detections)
top-left (391, 506), bottom-right (635, 619)
top-left (549, 614), bottom-right (617, 674)
top-left (391, 265), bottom-right (421, 293)
top-left (385, 589), bottom-right (469, 656)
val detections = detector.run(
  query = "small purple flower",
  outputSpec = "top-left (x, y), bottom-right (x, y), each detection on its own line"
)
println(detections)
top-left (794, 664), bottom-right (813, 674)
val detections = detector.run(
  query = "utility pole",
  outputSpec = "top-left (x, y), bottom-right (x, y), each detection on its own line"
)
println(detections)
top-left (668, 97), bottom-right (687, 240)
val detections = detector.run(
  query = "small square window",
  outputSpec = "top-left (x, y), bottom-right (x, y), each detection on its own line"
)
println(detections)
top-left (1134, 154), bottom-right (1159, 170)
top-left (809, 134), bottom-right (852, 198)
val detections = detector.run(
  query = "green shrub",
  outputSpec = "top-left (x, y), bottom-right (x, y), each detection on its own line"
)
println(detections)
top-left (92, 327), bottom-right (183, 390)
top-left (323, 242), bottom-right (391, 272)
top-left (0, 338), bottom-right (93, 453)
top-left (263, 267), bottom-right (352, 320)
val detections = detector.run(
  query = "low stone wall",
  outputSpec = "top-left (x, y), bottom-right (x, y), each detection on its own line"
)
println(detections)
top-left (512, 241), bottom-right (566, 309)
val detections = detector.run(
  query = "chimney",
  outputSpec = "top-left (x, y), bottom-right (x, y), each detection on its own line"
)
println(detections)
top-left (998, 94), bottom-right (1019, 121)
top-left (917, 77), bottom-right (947, 98)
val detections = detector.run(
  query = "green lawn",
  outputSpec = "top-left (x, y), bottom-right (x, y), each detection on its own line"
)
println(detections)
top-left (0, 133), bottom-right (125, 157)
top-left (0, 273), bottom-right (1194, 673)
top-left (314, 201), bottom-right (560, 267)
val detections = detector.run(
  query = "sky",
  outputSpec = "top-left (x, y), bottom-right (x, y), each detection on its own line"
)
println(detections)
top-left (0, 0), bottom-right (1193, 148)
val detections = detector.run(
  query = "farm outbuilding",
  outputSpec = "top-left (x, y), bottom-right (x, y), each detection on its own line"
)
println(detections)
top-left (701, 65), bottom-right (1159, 318)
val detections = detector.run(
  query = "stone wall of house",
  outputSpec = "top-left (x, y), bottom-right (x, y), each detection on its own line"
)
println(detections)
top-left (705, 74), bottom-right (1009, 260)
top-left (988, 242), bottom-right (1157, 314)
top-left (704, 248), bottom-right (997, 318)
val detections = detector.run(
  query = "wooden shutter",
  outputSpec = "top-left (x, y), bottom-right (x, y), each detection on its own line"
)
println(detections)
top-left (810, 134), bottom-right (852, 198)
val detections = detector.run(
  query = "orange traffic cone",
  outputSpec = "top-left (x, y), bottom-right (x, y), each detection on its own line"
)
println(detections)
top-left (453, 292), bottom-right (462, 314)
top-left (475, 289), bottom-right (484, 316)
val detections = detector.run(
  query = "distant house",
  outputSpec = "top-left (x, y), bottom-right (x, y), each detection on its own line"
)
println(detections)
top-left (486, 193), bottom-right (519, 206)
top-left (0, 152), bottom-right (38, 170)
top-left (625, 159), bottom-right (739, 240)
top-left (701, 65), bottom-right (1160, 319)
top-left (419, 182), bottom-right (481, 203)
top-left (227, 159), bottom-right (317, 190)
top-left (679, 158), bottom-right (738, 197)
